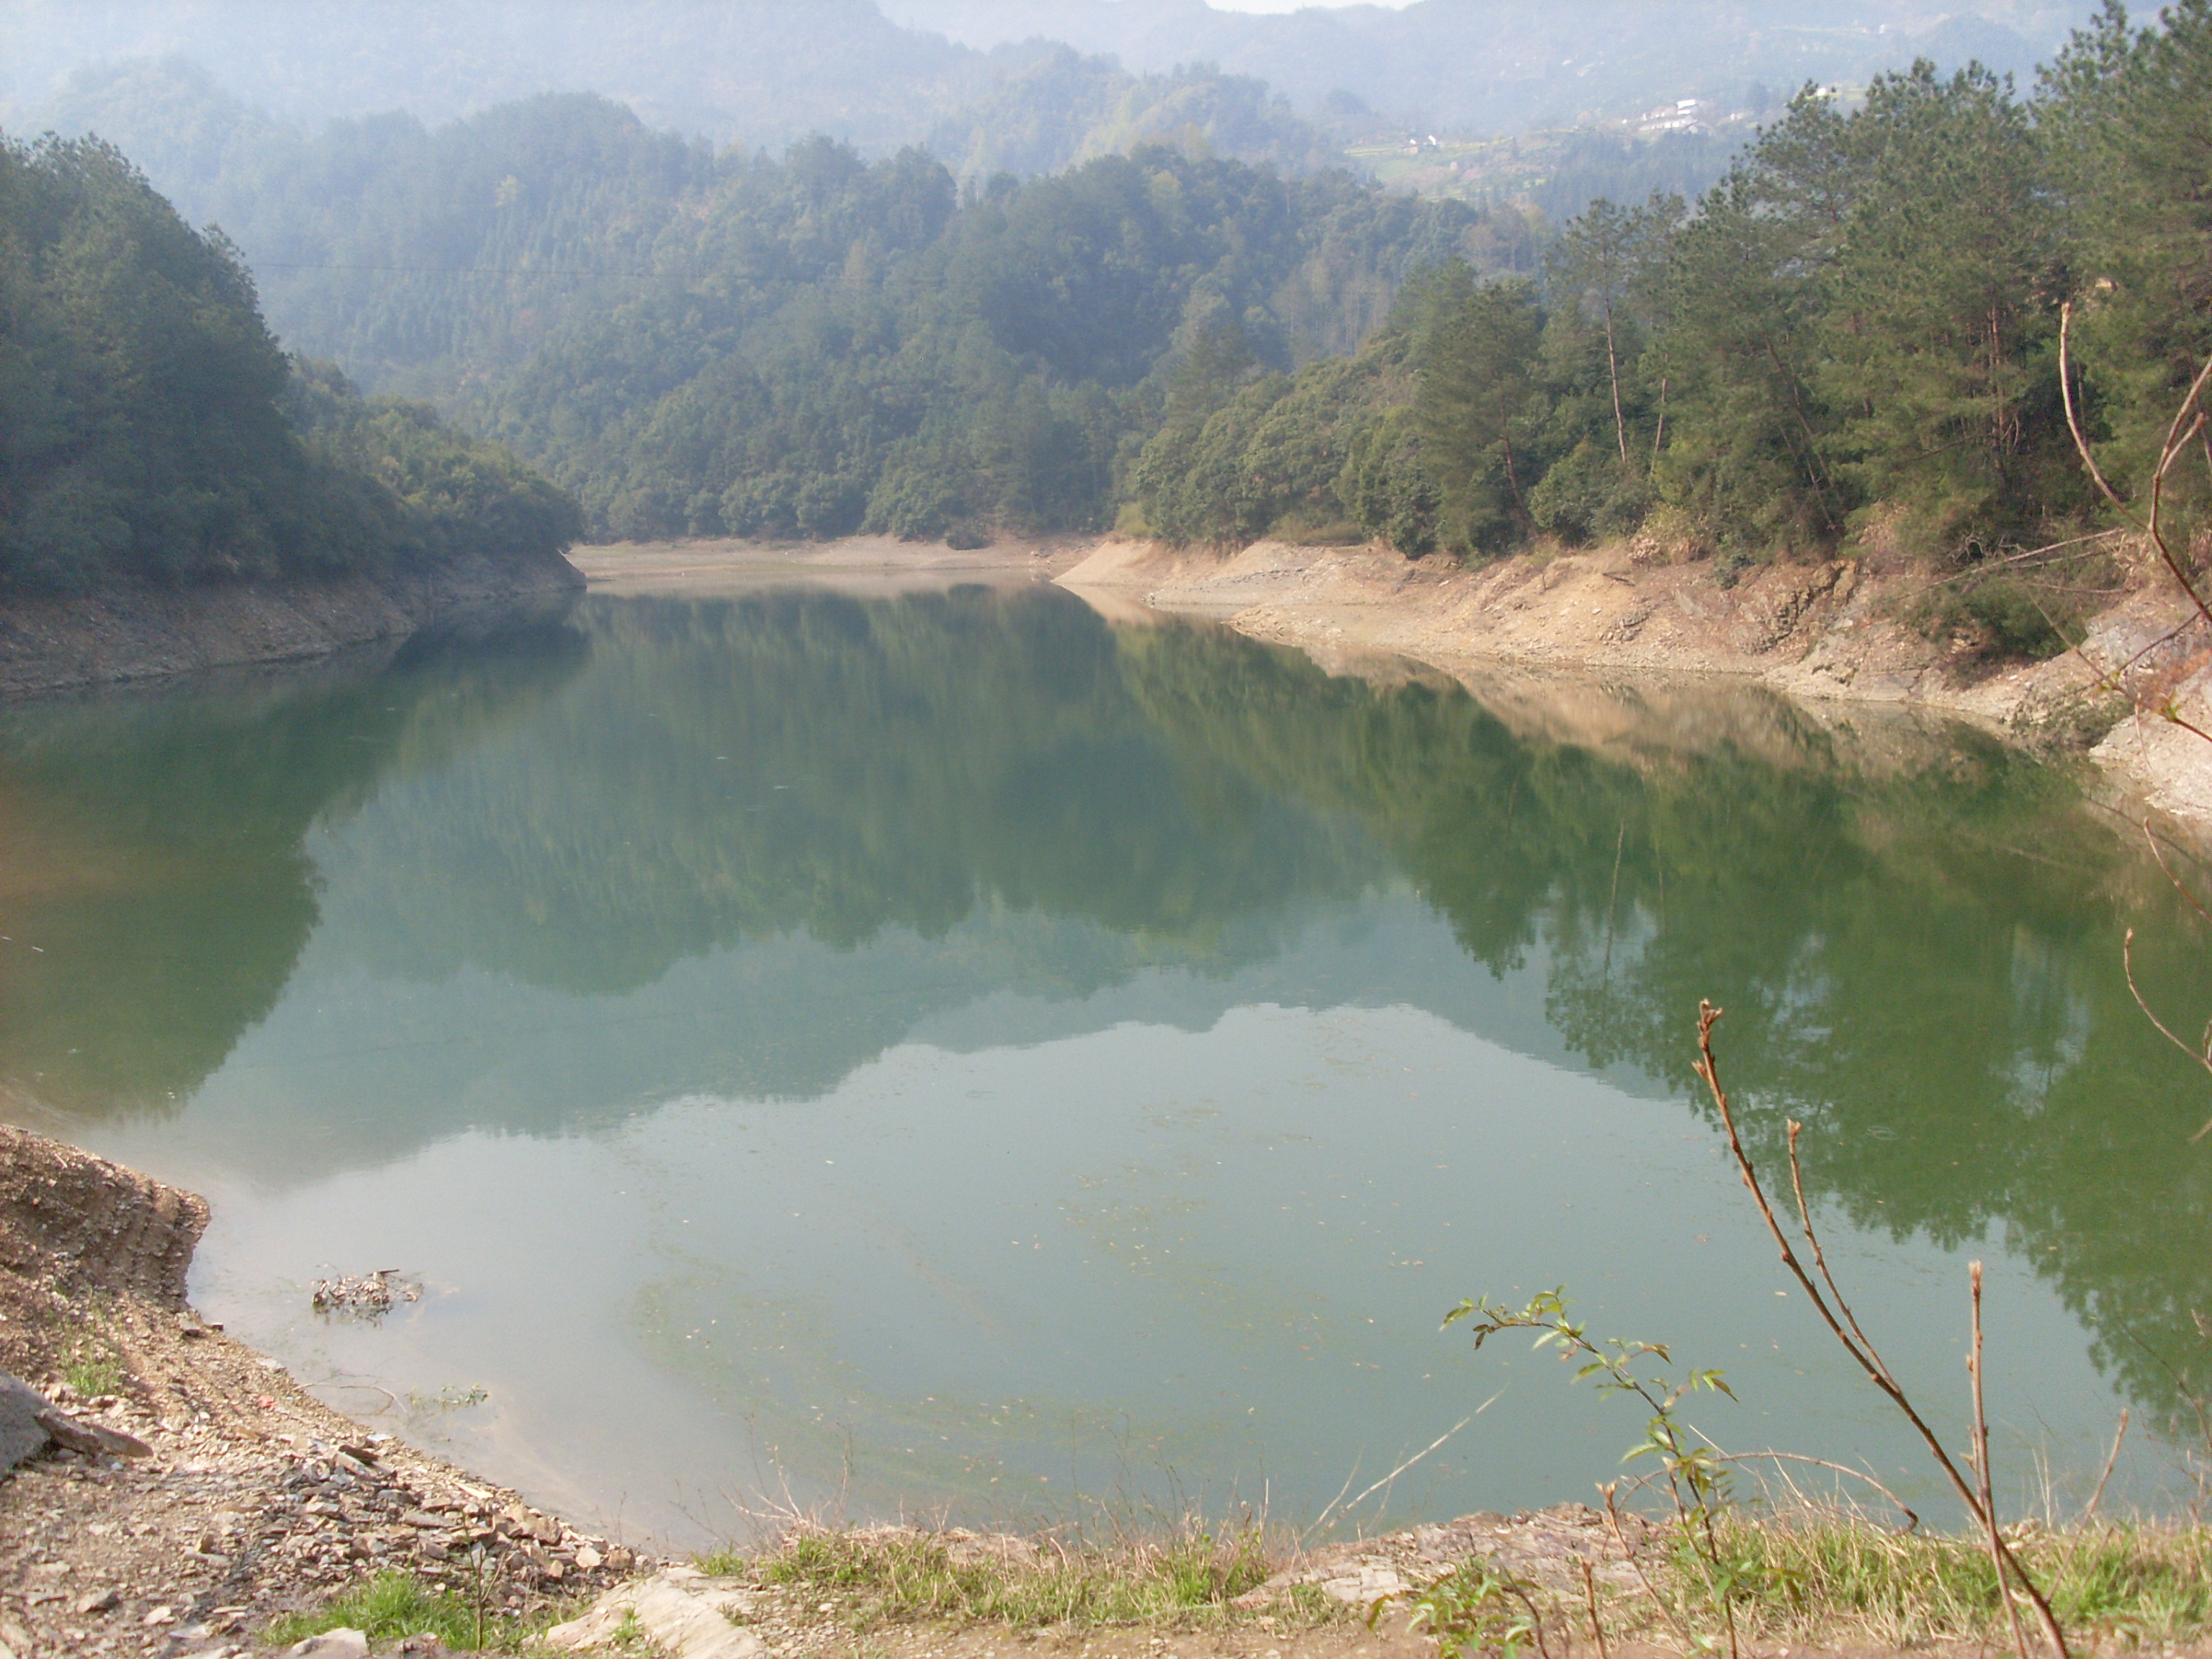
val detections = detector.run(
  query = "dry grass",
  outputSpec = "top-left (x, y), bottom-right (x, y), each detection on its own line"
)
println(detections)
top-left (697, 1524), bottom-right (1341, 1633)
top-left (1696, 1514), bottom-right (2212, 1650)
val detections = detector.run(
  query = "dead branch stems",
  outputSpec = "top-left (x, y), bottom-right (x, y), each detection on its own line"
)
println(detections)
top-left (1601, 1482), bottom-right (1699, 1653)
top-left (1705, 1449), bottom-right (1920, 1532)
top-left (1578, 1557), bottom-right (1611, 1659)
top-left (1693, 1002), bottom-right (2069, 1659)
top-left (2082, 1408), bottom-right (2130, 1526)
top-left (2121, 930), bottom-right (2212, 1140)
top-left (2061, 302), bottom-right (2212, 636)
top-left (1971, 1261), bottom-right (2038, 1659)
top-left (2142, 822), bottom-right (2212, 927)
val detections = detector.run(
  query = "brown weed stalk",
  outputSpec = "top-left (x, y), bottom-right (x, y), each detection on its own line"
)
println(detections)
top-left (1693, 1003), bottom-right (2069, 1659)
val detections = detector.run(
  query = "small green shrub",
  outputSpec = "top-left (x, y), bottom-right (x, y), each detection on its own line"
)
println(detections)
top-left (1912, 575), bottom-right (2076, 660)
top-left (1529, 441), bottom-right (1652, 547)
top-left (63, 1347), bottom-right (123, 1399)
top-left (261, 1573), bottom-right (479, 1650)
top-left (1411, 1563), bottom-right (1552, 1659)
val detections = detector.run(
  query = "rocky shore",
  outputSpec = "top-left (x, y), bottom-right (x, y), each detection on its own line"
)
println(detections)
top-left (0, 1125), bottom-right (648, 1658)
top-left (0, 1120), bottom-right (1602, 1659)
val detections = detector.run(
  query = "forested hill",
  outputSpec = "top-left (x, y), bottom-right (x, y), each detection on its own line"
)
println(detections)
top-left (1126, 5), bottom-right (2212, 652)
top-left (11, 3), bottom-right (2204, 645)
top-left (443, 4), bottom-right (2206, 622)
top-left (468, 138), bottom-right (1521, 545)
top-left (0, 60), bottom-right (1532, 547)
top-left (0, 134), bottom-right (578, 595)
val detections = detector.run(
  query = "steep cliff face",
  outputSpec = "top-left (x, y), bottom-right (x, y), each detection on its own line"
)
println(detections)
top-left (0, 545), bottom-right (583, 696)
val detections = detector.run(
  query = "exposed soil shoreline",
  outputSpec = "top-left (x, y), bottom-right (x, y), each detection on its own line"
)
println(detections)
top-left (567, 534), bottom-right (1095, 597)
top-left (1053, 536), bottom-right (2212, 831)
top-left (0, 549), bottom-right (585, 700)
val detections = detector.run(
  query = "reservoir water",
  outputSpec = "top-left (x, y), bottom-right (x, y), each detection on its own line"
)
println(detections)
top-left (3, 582), bottom-right (2208, 1547)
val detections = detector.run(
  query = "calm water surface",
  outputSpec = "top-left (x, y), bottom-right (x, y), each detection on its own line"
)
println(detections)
top-left (2, 585), bottom-right (2208, 1546)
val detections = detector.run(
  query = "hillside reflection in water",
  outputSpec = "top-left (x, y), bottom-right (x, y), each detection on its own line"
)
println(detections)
top-left (1, 586), bottom-right (2206, 1544)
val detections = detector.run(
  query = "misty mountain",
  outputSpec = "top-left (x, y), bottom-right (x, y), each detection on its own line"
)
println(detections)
top-left (4, 0), bottom-right (2098, 157)
top-left (1, 0), bottom-right (1321, 171)
top-left (894, 0), bottom-right (2092, 131)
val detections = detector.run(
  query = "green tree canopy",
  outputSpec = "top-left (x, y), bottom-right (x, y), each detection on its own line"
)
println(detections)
top-left (0, 131), bottom-right (579, 593)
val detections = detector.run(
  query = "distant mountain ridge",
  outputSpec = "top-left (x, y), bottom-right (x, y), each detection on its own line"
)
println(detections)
top-left (1, 0), bottom-right (1327, 167)
top-left (3, 0), bottom-right (2098, 156)
top-left (893, 0), bottom-right (2090, 130)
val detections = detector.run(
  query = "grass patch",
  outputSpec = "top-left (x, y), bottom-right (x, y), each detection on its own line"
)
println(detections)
top-left (62, 1344), bottom-right (123, 1399)
top-left (1265, 516), bottom-right (1365, 547)
top-left (55, 1300), bottom-right (125, 1398)
top-left (258, 1570), bottom-right (563, 1653)
top-left (1416, 1519), bottom-right (2212, 1657)
top-left (724, 1525), bottom-right (1331, 1632)
top-left (1678, 1519), bottom-right (2212, 1650)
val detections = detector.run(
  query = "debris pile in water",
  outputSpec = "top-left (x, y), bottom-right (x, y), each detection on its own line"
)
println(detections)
top-left (310, 1269), bottom-right (422, 1319)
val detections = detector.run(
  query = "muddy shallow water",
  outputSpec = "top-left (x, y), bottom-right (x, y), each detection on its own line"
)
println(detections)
top-left (2, 583), bottom-right (2207, 1548)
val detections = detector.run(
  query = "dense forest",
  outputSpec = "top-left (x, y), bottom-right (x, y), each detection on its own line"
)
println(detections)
top-left (1133, 3), bottom-right (2212, 619)
top-left (24, 58), bottom-right (1375, 391)
top-left (467, 142), bottom-right (1531, 544)
top-left (9, 4), bottom-right (2203, 603)
top-left (439, 0), bottom-right (2209, 585)
top-left (0, 132), bottom-right (577, 593)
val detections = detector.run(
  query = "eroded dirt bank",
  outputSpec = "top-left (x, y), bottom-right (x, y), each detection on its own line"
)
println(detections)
top-left (0, 549), bottom-right (585, 698)
top-left (1058, 536), bottom-right (2212, 828)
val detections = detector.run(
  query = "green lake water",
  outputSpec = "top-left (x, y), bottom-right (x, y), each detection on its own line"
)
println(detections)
top-left (3, 583), bottom-right (2209, 1547)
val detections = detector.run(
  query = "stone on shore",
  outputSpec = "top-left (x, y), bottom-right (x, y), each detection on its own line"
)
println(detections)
top-left (0, 1373), bottom-right (50, 1471)
top-left (286, 1629), bottom-right (370, 1658)
top-left (547, 1567), bottom-right (765, 1658)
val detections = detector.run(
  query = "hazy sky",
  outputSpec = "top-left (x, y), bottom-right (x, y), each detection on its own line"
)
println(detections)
top-left (1207, 1), bottom-right (1420, 9)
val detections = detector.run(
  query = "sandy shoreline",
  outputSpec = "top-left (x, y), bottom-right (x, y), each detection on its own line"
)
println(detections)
top-left (567, 536), bottom-right (1096, 597)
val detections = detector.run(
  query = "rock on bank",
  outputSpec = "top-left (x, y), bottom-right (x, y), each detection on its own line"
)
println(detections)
top-left (0, 546), bottom-right (584, 698)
